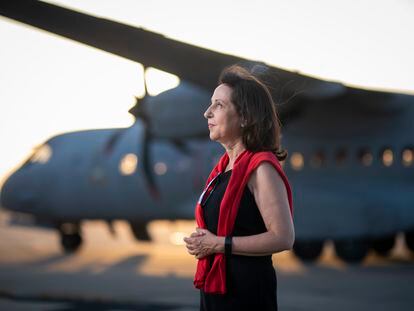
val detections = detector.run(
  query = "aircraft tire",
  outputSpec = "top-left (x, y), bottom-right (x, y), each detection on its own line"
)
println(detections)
top-left (129, 221), bottom-right (151, 241)
top-left (334, 238), bottom-right (369, 263)
top-left (371, 235), bottom-right (395, 256)
top-left (405, 230), bottom-right (414, 252)
top-left (293, 240), bottom-right (324, 262)
top-left (60, 232), bottom-right (82, 253)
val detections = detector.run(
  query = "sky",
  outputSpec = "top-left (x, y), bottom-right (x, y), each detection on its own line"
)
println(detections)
top-left (0, 0), bottom-right (413, 184)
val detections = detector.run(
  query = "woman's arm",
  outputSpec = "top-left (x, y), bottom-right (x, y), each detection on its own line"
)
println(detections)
top-left (184, 162), bottom-right (295, 258)
top-left (232, 161), bottom-right (295, 255)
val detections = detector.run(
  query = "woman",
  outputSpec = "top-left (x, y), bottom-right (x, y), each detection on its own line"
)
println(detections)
top-left (183, 64), bottom-right (295, 310)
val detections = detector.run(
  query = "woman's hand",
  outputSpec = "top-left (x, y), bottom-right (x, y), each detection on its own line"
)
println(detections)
top-left (183, 228), bottom-right (224, 259)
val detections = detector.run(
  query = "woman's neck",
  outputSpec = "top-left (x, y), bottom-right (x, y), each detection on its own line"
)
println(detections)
top-left (223, 140), bottom-right (246, 171)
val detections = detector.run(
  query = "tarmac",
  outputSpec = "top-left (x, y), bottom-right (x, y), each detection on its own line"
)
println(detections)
top-left (1, 210), bottom-right (414, 311)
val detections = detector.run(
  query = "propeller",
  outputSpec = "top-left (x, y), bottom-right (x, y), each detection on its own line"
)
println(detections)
top-left (128, 67), bottom-right (151, 121)
top-left (129, 68), bottom-right (160, 200)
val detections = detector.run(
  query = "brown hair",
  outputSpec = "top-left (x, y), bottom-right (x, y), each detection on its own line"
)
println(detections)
top-left (218, 64), bottom-right (287, 161)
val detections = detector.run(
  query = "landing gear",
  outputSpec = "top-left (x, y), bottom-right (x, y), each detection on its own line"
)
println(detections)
top-left (293, 240), bottom-right (324, 262)
top-left (405, 230), bottom-right (414, 252)
top-left (129, 221), bottom-right (151, 241)
top-left (333, 238), bottom-right (369, 263)
top-left (58, 222), bottom-right (82, 253)
top-left (371, 235), bottom-right (395, 256)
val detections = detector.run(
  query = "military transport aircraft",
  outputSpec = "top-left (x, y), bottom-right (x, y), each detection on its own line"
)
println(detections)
top-left (1, 1), bottom-right (413, 263)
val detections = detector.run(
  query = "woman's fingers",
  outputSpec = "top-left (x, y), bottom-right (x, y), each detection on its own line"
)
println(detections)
top-left (184, 238), bottom-right (201, 253)
top-left (184, 237), bottom-right (197, 246)
top-left (184, 237), bottom-right (198, 244)
top-left (190, 231), bottom-right (205, 238)
top-left (186, 243), bottom-right (197, 251)
top-left (184, 234), bottom-right (209, 258)
top-left (196, 228), bottom-right (208, 235)
top-left (185, 239), bottom-right (195, 246)
top-left (184, 236), bottom-right (204, 246)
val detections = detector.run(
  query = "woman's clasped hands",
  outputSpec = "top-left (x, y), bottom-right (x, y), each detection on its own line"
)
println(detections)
top-left (183, 228), bottom-right (221, 259)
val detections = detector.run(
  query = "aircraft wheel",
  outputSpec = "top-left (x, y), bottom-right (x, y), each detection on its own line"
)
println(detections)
top-left (58, 222), bottom-right (82, 253)
top-left (60, 232), bottom-right (82, 253)
top-left (405, 230), bottom-right (414, 252)
top-left (333, 238), bottom-right (369, 263)
top-left (129, 221), bottom-right (151, 241)
top-left (293, 240), bottom-right (324, 262)
top-left (371, 235), bottom-right (395, 256)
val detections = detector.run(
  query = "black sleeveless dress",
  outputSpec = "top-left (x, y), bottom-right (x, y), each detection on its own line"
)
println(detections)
top-left (200, 169), bottom-right (278, 311)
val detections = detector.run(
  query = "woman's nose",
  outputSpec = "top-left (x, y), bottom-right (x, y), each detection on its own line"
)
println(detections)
top-left (204, 107), bottom-right (212, 119)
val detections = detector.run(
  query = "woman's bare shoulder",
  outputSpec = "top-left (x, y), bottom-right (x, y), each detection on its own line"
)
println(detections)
top-left (248, 161), bottom-right (285, 193)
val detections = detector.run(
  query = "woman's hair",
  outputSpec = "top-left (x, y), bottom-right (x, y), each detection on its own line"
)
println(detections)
top-left (218, 64), bottom-right (287, 161)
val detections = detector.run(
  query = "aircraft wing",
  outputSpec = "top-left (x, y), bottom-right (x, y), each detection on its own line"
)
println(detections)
top-left (0, 0), bottom-right (346, 106)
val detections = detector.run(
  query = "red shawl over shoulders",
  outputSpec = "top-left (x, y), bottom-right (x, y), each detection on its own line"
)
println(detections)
top-left (194, 150), bottom-right (293, 294)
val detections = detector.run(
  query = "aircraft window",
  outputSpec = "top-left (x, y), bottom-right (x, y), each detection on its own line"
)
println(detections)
top-left (154, 162), bottom-right (168, 175)
top-left (358, 148), bottom-right (373, 166)
top-left (335, 149), bottom-right (347, 165)
top-left (402, 147), bottom-right (414, 167)
top-left (381, 148), bottom-right (393, 167)
top-left (119, 153), bottom-right (138, 175)
top-left (30, 144), bottom-right (52, 164)
top-left (290, 152), bottom-right (304, 171)
top-left (310, 151), bottom-right (325, 168)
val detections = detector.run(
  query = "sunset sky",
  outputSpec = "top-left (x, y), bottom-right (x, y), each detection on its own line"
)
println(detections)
top-left (0, 0), bottom-right (413, 184)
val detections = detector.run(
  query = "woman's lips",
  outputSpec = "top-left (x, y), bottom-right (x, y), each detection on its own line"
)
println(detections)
top-left (208, 124), bottom-right (215, 128)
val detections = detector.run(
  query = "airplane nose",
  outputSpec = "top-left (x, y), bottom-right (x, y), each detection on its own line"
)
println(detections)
top-left (0, 172), bottom-right (39, 214)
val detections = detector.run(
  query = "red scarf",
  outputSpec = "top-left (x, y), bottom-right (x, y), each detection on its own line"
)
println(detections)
top-left (194, 150), bottom-right (293, 294)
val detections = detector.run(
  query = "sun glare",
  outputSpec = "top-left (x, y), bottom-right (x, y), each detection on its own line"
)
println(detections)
top-left (145, 67), bottom-right (180, 96)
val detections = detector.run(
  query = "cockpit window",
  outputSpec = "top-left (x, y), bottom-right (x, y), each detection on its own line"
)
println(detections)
top-left (29, 144), bottom-right (53, 164)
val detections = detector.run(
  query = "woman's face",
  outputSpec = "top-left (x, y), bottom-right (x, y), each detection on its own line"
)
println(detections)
top-left (204, 84), bottom-right (242, 144)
